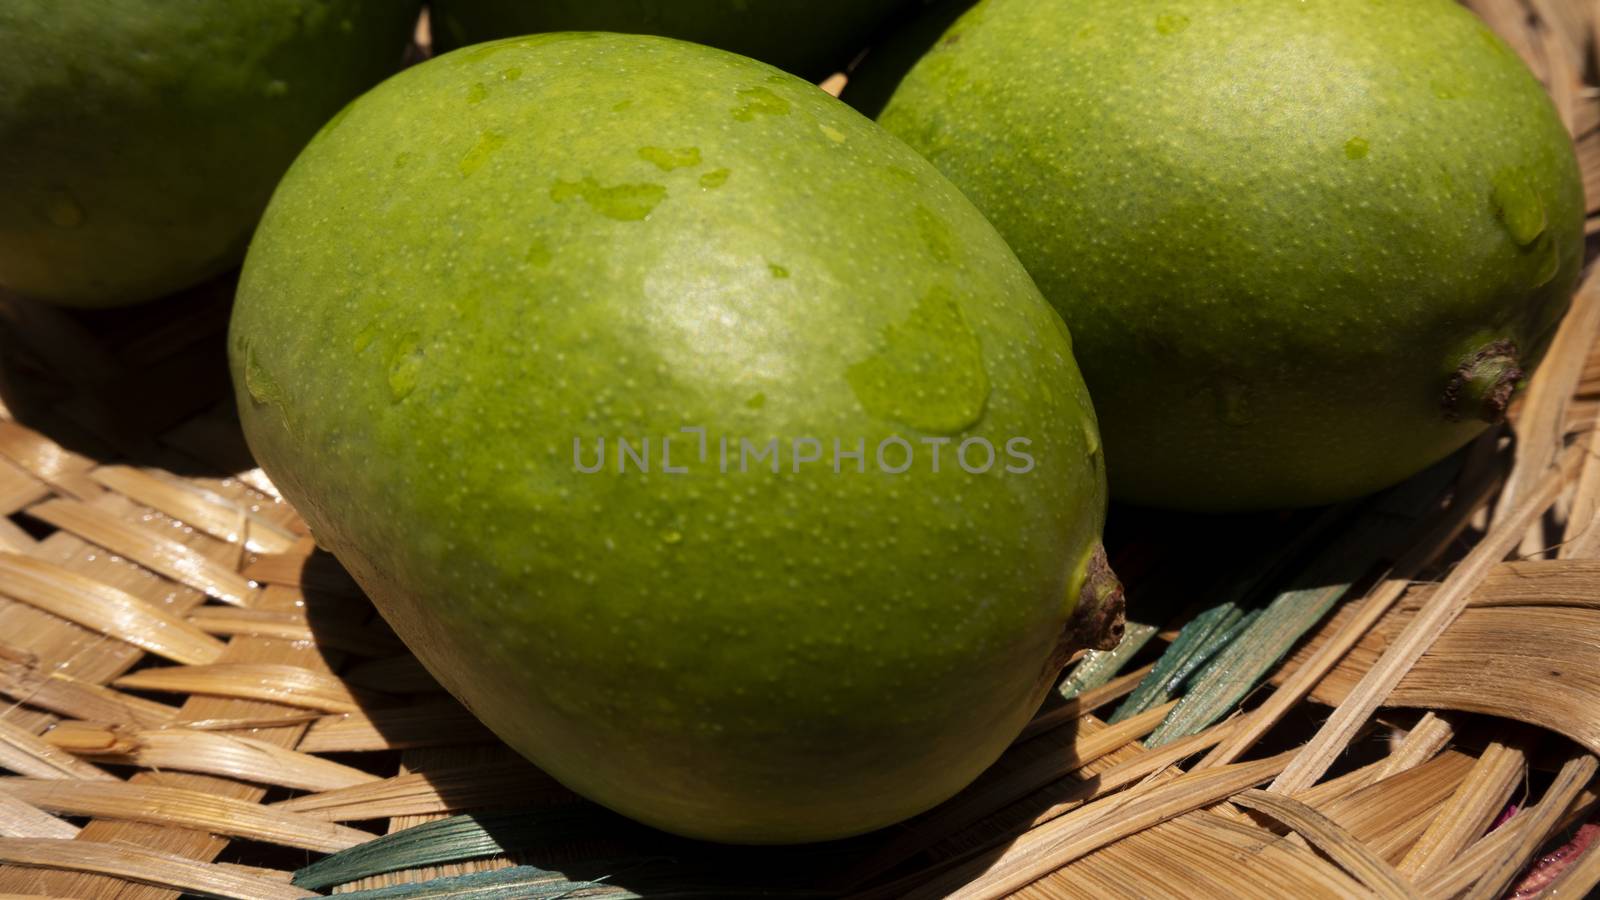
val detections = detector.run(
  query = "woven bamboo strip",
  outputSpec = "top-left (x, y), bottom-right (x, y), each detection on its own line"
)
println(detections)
top-left (1396, 738), bottom-right (1527, 879)
top-left (271, 758), bottom-right (568, 822)
top-left (89, 465), bottom-right (297, 554)
top-left (1031, 750), bottom-right (1478, 900)
top-left (1231, 789), bottom-right (1413, 898)
top-left (25, 499), bottom-right (256, 607)
top-left (0, 794), bottom-right (77, 841)
top-left (0, 719), bottom-right (112, 782)
top-left (0, 579), bottom-right (348, 897)
top-left (43, 721), bottom-right (379, 792)
top-left (112, 663), bottom-right (370, 714)
top-left (0, 459), bottom-right (49, 518)
top-left (1462, 753), bottom-right (1598, 900)
top-left (1418, 787), bottom-right (1599, 898)
top-left (337, 745), bottom-right (527, 893)
top-left (1019, 813), bottom-right (1368, 900)
top-left (1197, 449), bottom-right (1503, 770)
top-left (0, 423), bottom-right (102, 503)
top-left (0, 779), bottom-right (371, 853)
top-left (0, 495), bottom-right (217, 737)
top-left (298, 700), bottom-right (495, 753)
top-left (1271, 439), bottom-right (1583, 794)
top-left (919, 752), bottom-right (1296, 900)
top-left (0, 553), bottom-right (225, 665)
top-left (186, 607), bottom-right (402, 657)
top-left (0, 839), bottom-right (313, 900)
top-left (0, 650), bottom-right (176, 726)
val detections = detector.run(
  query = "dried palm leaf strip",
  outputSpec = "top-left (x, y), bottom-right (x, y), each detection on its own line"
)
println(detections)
top-left (1462, 753), bottom-right (1598, 900)
top-left (1560, 430), bottom-right (1600, 557)
top-left (1299, 603), bottom-right (1600, 755)
top-left (0, 793), bottom-right (77, 840)
top-left (0, 502), bottom-right (215, 737)
top-left (1196, 445), bottom-right (1502, 769)
top-left (0, 838), bottom-right (312, 900)
top-left (1418, 783), bottom-right (1599, 898)
top-left (0, 649), bottom-right (175, 726)
top-left (0, 458), bottom-right (49, 518)
top-left (1231, 789), bottom-right (1413, 898)
top-left (112, 662), bottom-right (370, 714)
top-left (25, 499), bottom-right (257, 607)
top-left (1021, 811), bottom-right (1367, 900)
top-left (0, 423), bottom-right (101, 503)
top-left (0, 778), bottom-right (372, 853)
top-left (1271, 440), bottom-right (1582, 794)
top-left (186, 607), bottom-right (402, 658)
top-left (0, 580), bottom-right (351, 898)
top-left (1503, 272), bottom-right (1600, 512)
top-left (241, 547), bottom-right (365, 601)
top-left (0, 553), bottom-right (224, 665)
top-left (338, 745), bottom-right (529, 893)
top-left (89, 465), bottom-right (297, 554)
top-left (840, 704), bottom-right (1176, 886)
top-left (271, 758), bottom-right (569, 821)
top-left (1308, 745), bottom-right (1479, 864)
top-left (1396, 738), bottom-right (1526, 879)
top-left (903, 750), bottom-right (1295, 900)
top-left (42, 721), bottom-right (377, 792)
top-left (0, 719), bottom-right (112, 782)
top-left (298, 699), bottom-right (496, 753)
top-left (1017, 746), bottom-right (1475, 900)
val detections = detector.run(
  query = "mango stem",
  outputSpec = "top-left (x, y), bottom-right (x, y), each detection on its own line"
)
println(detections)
top-left (1444, 340), bottom-right (1523, 424)
top-left (1066, 542), bottom-right (1126, 653)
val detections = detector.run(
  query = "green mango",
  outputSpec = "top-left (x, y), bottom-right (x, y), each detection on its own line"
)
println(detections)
top-left (230, 34), bottom-right (1120, 843)
top-left (0, 0), bottom-right (420, 307)
top-left (869, 0), bottom-right (1586, 510)
top-left (428, 0), bottom-right (910, 78)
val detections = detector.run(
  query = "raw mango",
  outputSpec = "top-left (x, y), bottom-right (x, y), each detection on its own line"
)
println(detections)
top-left (0, 0), bottom-right (419, 307)
top-left (230, 34), bottom-right (1120, 843)
top-left (869, 0), bottom-right (1585, 510)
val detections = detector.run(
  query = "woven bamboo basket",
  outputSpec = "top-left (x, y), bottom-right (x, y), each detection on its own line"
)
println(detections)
top-left (0, 1), bottom-right (1598, 897)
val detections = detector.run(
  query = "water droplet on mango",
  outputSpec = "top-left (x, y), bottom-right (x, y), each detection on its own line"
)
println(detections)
top-left (846, 286), bottom-right (990, 433)
top-left (459, 130), bottom-right (508, 176)
top-left (638, 146), bottom-right (702, 171)
top-left (387, 334), bottom-right (426, 401)
top-left (550, 176), bottom-right (666, 221)
top-left (1491, 167), bottom-right (1547, 246)
top-left (731, 86), bottom-right (790, 121)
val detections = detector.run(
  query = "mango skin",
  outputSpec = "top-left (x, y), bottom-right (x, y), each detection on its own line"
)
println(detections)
top-left (429, 0), bottom-right (909, 78)
top-left (873, 0), bottom-right (1586, 510)
top-left (230, 34), bottom-right (1108, 843)
top-left (0, 0), bottom-right (419, 307)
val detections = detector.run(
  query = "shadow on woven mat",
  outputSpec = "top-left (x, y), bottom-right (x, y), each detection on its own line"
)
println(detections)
top-left (0, 272), bottom-right (248, 477)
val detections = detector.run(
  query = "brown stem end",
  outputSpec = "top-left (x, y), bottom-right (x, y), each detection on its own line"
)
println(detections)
top-left (1443, 340), bottom-right (1524, 424)
top-left (1064, 542), bottom-right (1126, 654)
